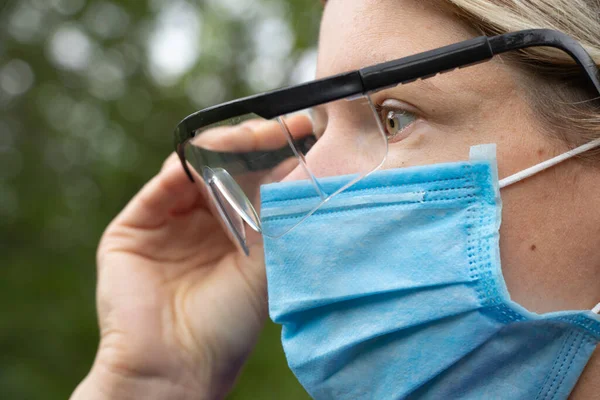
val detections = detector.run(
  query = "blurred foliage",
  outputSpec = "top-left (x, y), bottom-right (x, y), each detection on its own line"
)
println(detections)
top-left (0, 0), bottom-right (322, 398)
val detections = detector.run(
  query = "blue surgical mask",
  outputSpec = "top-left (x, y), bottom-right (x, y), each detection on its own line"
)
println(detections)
top-left (261, 144), bottom-right (600, 399)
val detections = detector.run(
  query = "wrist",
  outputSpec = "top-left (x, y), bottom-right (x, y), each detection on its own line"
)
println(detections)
top-left (71, 362), bottom-right (210, 400)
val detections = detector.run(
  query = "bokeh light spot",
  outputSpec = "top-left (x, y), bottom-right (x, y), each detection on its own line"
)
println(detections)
top-left (67, 100), bottom-right (108, 139)
top-left (244, 16), bottom-right (294, 91)
top-left (252, 18), bottom-right (294, 58)
top-left (207, 0), bottom-right (257, 20)
top-left (86, 54), bottom-right (127, 100)
top-left (0, 59), bottom-right (35, 97)
top-left (147, 1), bottom-right (202, 86)
top-left (49, 0), bottom-right (86, 16)
top-left (290, 48), bottom-right (318, 84)
top-left (8, 2), bottom-right (46, 43)
top-left (185, 74), bottom-right (226, 108)
top-left (83, 2), bottom-right (130, 39)
top-left (47, 24), bottom-right (94, 71)
top-left (37, 83), bottom-right (76, 132)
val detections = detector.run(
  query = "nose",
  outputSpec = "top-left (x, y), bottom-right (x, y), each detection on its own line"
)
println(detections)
top-left (283, 120), bottom-right (387, 183)
top-left (282, 132), bottom-right (349, 182)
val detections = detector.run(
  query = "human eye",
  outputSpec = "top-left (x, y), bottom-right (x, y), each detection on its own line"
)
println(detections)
top-left (375, 99), bottom-right (418, 143)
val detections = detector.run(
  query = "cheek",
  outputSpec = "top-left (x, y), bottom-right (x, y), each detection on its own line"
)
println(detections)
top-left (383, 125), bottom-right (481, 169)
top-left (381, 91), bottom-right (553, 173)
top-left (497, 173), bottom-right (570, 312)
top-left (493, 115), bottom-right (564, 180)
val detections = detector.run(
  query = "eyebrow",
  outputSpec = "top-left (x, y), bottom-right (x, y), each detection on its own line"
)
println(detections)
top-left (368, 73), bottom-right (448, 97)
top-left (412, 78), bottom-right (447, 95)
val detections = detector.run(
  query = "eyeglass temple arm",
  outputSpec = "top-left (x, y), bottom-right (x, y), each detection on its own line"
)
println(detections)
top-left (488, 30), bottom-right (600, 94)
top-left (178, 29), bottom-right (599, 182)
top-left (234, 30), bottom-right (600, 175)
top-left (360, 29), bottom-right (600, 96)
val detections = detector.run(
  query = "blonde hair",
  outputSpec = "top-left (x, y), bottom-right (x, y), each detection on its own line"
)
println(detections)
top-left (445, 0), bottom-right (600, 157)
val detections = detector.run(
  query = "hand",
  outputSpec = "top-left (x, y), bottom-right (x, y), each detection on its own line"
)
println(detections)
top-left (71, 115), bottom-right (316, 400)
top-left (73, 154), bottom-right (268, 400)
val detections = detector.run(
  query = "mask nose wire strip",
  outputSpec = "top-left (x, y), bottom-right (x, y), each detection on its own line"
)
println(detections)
top-left (592, 303), bottom-right (600, 314)
top-left (499, 138), bottom-right (600, 189)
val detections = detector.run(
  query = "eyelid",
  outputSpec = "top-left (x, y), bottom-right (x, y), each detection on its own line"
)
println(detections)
top-left (378, 98), bottom-right (421, 116)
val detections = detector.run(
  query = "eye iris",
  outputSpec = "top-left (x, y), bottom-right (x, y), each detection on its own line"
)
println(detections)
top-left (382, 108), bottom-right (416, 142)
top-left (387, 111), bottom-right (397, 130)
top-left (386, 110), bottom-right (403, 137)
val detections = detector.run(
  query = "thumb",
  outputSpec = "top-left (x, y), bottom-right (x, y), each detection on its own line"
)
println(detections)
top-left (114, 154), bottom-right (204, 230)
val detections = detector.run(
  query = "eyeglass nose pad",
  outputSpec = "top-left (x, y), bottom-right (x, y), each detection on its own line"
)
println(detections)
top-left (209, 167), bottom-right (262, 233)
top-left (202, 167), bottom-right (252, 255)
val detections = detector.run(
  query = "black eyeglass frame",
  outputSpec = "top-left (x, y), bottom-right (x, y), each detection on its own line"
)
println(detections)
top-left (174, 29), bottom-right (600, 182)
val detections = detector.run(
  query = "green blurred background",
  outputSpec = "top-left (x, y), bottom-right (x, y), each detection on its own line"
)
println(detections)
top-left (0, 0), bottom-right (322, 398)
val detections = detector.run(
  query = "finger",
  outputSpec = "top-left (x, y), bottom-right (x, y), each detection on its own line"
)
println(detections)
top-left (161, 152), bottom-right (180, 172)
top-left (115, 158), bottom-right (204, 229)
top-left (193, 120), bottom-right (285, 153)
top-left (280, 114), bottom-right (314, 142)
top-left (191, 115), bottom-right (314, 153)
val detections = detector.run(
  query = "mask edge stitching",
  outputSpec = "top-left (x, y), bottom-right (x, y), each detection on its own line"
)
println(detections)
top-left (535, 330), bottom-right (576, 400)
top-left (465, 167), bottom-right (503, 311)
top-left (555, 316), bottom-right (600, 338)
top-left (262, 195), bottom-right (479, 223)
top-left (262, 186), bottom-right (477, 218)
top-left (550, 332), bottom-right (587, 400)
top-left (542, 331), bottom-right (584, 400)
top-left (261, 176), bottom-right (471, 205)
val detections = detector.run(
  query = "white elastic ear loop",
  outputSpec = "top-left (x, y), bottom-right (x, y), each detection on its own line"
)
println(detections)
top-left (499, 138), bottom-right (600, 189)
top-left (499, 139), bottom-right (600, 313)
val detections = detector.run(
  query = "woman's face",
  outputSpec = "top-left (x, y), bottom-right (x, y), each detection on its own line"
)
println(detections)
top-left (313, 0), bottom-right (600, 313)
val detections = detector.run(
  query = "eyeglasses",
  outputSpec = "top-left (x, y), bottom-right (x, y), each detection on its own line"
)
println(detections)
top-left (174, 29), bottom-right (600, 254)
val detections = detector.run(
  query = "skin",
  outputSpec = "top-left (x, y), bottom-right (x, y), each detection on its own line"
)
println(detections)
top-left (71, 0), bottom-right (600, 398)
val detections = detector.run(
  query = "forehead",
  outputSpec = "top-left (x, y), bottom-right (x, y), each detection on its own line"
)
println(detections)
top-left (317, 0), bottom-right (477, 78)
